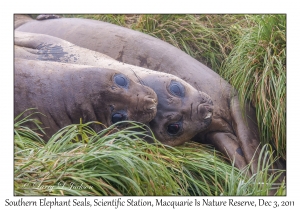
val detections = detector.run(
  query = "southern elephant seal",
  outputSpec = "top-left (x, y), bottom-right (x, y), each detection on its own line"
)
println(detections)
top-left (14, 57), bottom-right (158, 139)
top-left (14, 31), bottom-right (214, 147)
top-left (15, 16), bottom-right (286, 176)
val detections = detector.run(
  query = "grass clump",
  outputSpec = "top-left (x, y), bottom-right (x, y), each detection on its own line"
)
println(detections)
top-left (222, 144), bottom-right (285, 196)
top-left (14, 108), bottom-right (46, 150)
top-left (14, 112), bottom-right (285, 196)
top-left (221, 15), bottom-right (286, 159)
top-left (131, 14), bottom-right (243, 71)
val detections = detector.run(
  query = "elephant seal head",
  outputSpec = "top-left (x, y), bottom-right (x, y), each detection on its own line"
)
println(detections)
top-left (141, 72), bottom-right (213, 146)
top-left (14, 58), bottom-right (158, 137)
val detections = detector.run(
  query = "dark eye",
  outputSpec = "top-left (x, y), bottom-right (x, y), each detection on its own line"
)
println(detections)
top-left (167, 122), bottom-right (181, 135)
top-left (169, 81), bottom-right (185, 97)
top-left (112, 112), bottom-right (127, 124)
top-left (114, 74), bottom-right (128, 88)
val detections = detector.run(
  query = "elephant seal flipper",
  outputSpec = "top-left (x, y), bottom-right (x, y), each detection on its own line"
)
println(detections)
top-left (206, 132), bottom-right (249, 175)
top-left (230, 95), bottom-right (261, 173)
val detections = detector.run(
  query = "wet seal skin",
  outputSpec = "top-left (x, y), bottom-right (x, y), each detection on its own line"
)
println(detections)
top-left (15, 17), bottom-right (285, 178)
top-left (14, 31), bottom-right (214, 147)
top-left (14, 58), bottom-right (158, 139)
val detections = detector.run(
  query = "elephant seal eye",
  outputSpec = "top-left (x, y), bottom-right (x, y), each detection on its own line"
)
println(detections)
top-left (114, 74), bottom-right (128, 88)
top-left (112, 112), bottom-right (127, 124)
top-left (169, 81), bottom-right (185, 97)
top-left (167, 122), bottom-right (181, 135)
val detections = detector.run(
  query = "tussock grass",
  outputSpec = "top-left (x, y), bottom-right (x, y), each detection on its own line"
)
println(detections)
top-left (14, 112), bottom-right (285, 196)
top-left (131, 14), bottom-right (243, 71)
top-left (14, 108), bottom-right (46, 149)
top-left (221, 15), bottom-right (286, 159)
top-left (222, 144), bottom-right (285, 196)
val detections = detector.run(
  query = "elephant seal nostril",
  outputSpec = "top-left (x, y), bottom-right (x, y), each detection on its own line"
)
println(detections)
top-left (143, 95), bottom-right (158, 113)
top-left (197, 103), bottom-right (213, 120)
top-left (204, 112), bottom-right (212, 119)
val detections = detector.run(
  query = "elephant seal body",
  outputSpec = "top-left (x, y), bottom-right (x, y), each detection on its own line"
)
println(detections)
top-left (15, 17), bottom-right (286, 176)
top-left (14, 58), bottom-right (158, 139)
top-left (15, 18), bottom-right (252, 171)
top-left (15, 31), bottom-right (214, 146)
